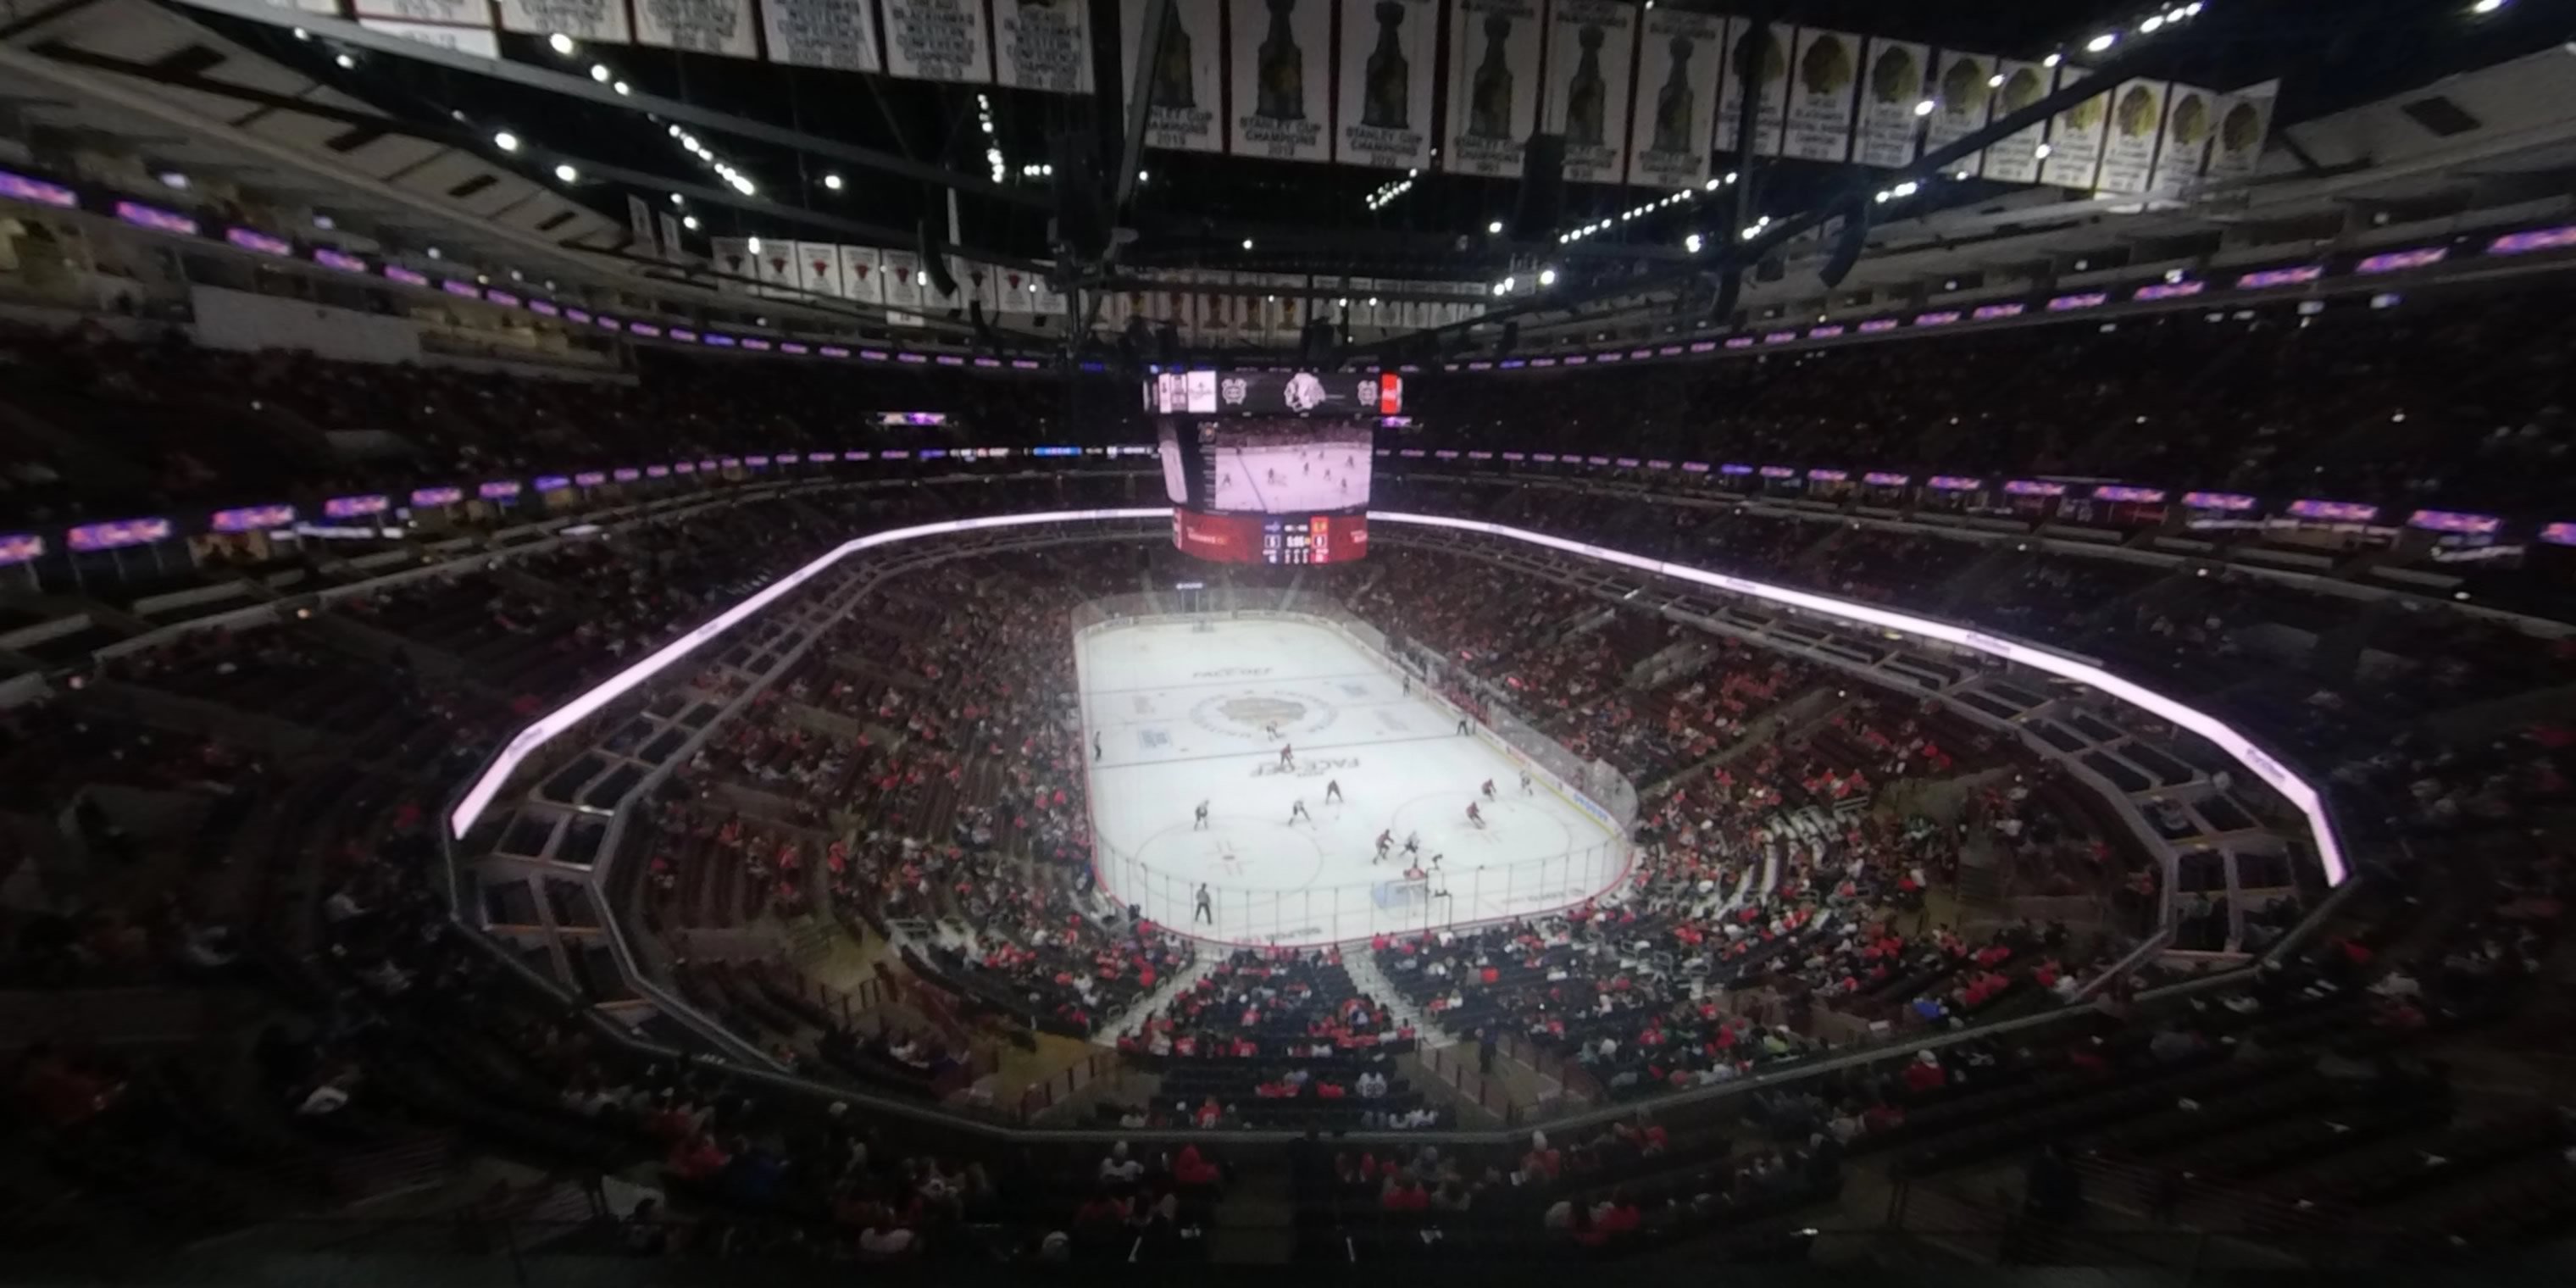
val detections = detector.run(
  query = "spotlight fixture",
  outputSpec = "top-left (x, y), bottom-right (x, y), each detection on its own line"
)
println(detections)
top-left (552, 163), bottom-right (580, 182)
top-left (591, 64), bottom-right (612, 82)
top-left (1487, 220), bottom-right (1504, 234)
top-left (491, 130), bottom-right (519, 153)
top-left (824, 173), bottom-right (845, 191)
top-left (548, 32), bottom-right (576, 55)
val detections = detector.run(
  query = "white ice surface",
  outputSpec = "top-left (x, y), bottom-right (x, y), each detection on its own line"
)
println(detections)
top-left (1080, 617), bottom-right (1622, 947)
top-left (1208, 444), bottom-right (1370, 514)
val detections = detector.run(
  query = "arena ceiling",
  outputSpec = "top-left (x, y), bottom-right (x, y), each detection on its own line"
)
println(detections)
top-left (3, 0), bottom-right (2566, 348)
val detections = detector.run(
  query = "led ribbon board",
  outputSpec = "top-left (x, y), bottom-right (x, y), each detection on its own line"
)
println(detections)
top-left (447, 508), bottom-right (2348, 890)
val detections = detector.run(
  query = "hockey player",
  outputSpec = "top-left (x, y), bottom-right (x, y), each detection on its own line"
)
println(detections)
top-left (1374, 830), bottom-right (1393, 863)
top-left (1279, 743), bottom-right (1294, 769)
top-left (1519, 770), bottom-right (1534, 796)
top-left (1402, 831), bottom-right (1421, 858)
top-left (1466, 801), bottom-right (1485, 829)
top-left (1325, 779), bottom-right (1344, 805)
top-left (1194, 800), bottom-right (1211, 830)
top-left (1288, 799), bottom-right (1311, 825)
top-left (1194, 883), bottom-right (1213, 924)
top-left (1480, 778), bottom-right (1497, 802)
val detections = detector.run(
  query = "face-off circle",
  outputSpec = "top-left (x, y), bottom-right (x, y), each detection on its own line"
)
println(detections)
top-left (1189, 690), bottom-right (1340, 741)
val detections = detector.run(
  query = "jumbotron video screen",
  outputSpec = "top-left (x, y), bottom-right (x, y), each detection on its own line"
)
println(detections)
top-left (1152, 369), bottom-right (1397, 566)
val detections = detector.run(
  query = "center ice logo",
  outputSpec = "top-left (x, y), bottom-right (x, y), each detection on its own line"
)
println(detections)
top-left (1218, 695), bottom-right (1307, 726)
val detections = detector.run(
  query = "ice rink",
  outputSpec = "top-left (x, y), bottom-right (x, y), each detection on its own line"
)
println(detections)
top-left (1078, 616), bottom-right (1625, 947)
top-left (1209, 443), bottom-right (1371, 513)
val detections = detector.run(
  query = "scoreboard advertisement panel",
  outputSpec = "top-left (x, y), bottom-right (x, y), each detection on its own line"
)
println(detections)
top-left (1171, 509), bottom-right (1368, 565)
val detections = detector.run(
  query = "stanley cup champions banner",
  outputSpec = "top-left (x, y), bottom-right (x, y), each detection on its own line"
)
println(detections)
top-left (1541, 0), bottom-right (1639, 186)
top-left (2041, 68), bottom-right (2111, 189)
top-left (1920, 48), bottom-right (1995, 173)
top-left (996, 0), bottom-right (1095, 93)
top-left (762, 0), bottom-right (883, 71)
top-left (1335, 0), bottom-right (1438, 170)
top-left (1716, 17), bottom-right (1789, 157)
top-left (1981, 57), bottom-right (2051, 182)
top-left (499, 0), bottom-right (630, 42)
top-left (1782, 27), bottom-right (1861, 162)
top-left (2151, 83), bottom-right (2218, 196)
top-left (1851, 37), bottom-right (1928, 169)
top-left (636, 0), bottom-right (759, 56)
top-left (2096, 80), bottom-right (2169, 194)
top-left (1441, 0), bottom-right (1544, 178)
top-left (1230, 0), bottom-right (1334, 162)
top-left (881, 0), bottom-right (994, 82)
top-left (1625, 6), bottom-right (1720, 189)
top-left (1125, 0), bottom-right (1227, 153)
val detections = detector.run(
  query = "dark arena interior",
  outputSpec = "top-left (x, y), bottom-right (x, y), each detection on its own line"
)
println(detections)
top-left (5, 0), bottom-right (2576, 1281)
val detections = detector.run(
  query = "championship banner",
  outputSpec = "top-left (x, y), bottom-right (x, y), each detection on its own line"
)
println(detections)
top-left (1540, 0), bottom-right (1638, 186)
top-left (1782, 27), bottom-right (1860, 162)
top-left (636, 0), bottom-right (758, 56)
top-left (1229, 0), bottom-right (1333, 162)
top-left (497, 0), bottom-right (630, 43)
top-left (881, 248), bottom-right (925, 308)
top-left (962, 259), bottom-right (998, 314)
top-left (881, 0), bottom-right (994, 83)
top-left (996, 0), bottom-right (1095, 93)
top-left (1335, 0), bottom-right (1437, 170)
top-left (1920, 48), bottom-right (1994, 172)
top-left (995, 264), bottom-right (1033, 313)
top-left (658, 211), bottom-right (686, 262)
top-left (1125, 0), bottom-right (1226, 154)
top-left (2150, 83), bottom-right (2218, 196)
top-left (1980, 57), bottom-right (2050, 182)
top-left (1625, 5), bottom-right (1719, 189)
top-left (2203, 80), bottom-right (2277, 183)
top-left (763, 0), bottom-right (884, 71)
top-left (757, 241), bottom-right (799, 296)
top-left (797, 242), bottom-right (843, 297)
top-left (2095, 80), bottom-right (2168, 195)
top-left (838, 245), bottom-right (883, 303)
top-left (1715, 18), bottom-right (1788, 158)
top-left (355, 18), bottom-right (506, 58)
top-left (1035, 271), bottom-right (1067, 320)
top-left (1440, 0), bottom-right (1543, 178)
top-left (2040, 69), bottom-right (2110, 189)
top-left (1852, 37), bottom-right (1928, 169)
top-left (711, 236), bottom-right (755, 290)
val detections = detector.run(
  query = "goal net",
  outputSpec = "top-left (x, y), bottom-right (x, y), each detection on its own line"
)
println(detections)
top-left (1371, 878), bottom-right (1430, 910)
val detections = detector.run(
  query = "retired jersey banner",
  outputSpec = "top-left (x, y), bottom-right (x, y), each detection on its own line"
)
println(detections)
top-left (881, 248), bottom-right (925, 308)
top-left (2095, 80), bottom-right (2169, 194)
top-left (1782, 27), bottom-right (1860, 162)
top-left (636, 0), bottom-right (758, 55)
top-left (882, 0), bottom-right (993, 82)
top-left (498, 0), bottom-right (630, 43)
top-left (1126, 0), bottom-right (1227, 153)
top-left (1441, 0), bottom-right (1543, 178)
top-left (658, 211), bottom-right (686, 263)
top-left (996, 0), bottom-right (1095, 93)
top-left (763, 0), bottom-right (885, 71)
top-left (1920, 48), bottom-right (1994, 171)
top-left (837, 246), bottom-right (883, 303)
top-left (797, 242), bottom-right (843, 297)
top-left (2203, 79), bottom-right (2276, 183)
top-left (757, 242), bottom-right (799, 296)
top-left (1335, 0), bottom-right (1437, 170)
top-left (2150, 83), bottom-right (2218, 196)
top-left (2041, 68), bottom-right (2111, 190)
top-left (1980, 57), bottom-right (2050, 182)
top-left (1851, 37), bottom-right (1927, 169)
top-left (1541, 0), bottom-right (1638, 186)
top-left (626, 194), bottom-right (658, 254)
top-left (1624, 6), bottom-right (1718, 189)
top-left (1715, 18), bottom-right (1788, 158)
top-left (1230, 0), bottom-right (1333, 162)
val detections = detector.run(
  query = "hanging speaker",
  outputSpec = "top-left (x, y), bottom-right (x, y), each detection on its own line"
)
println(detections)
top-left (1511, 135), bottom-right (1568, 240)
top-left (918, 217), bottom-right (959, 299)
top-left (1819, 197), bottom-right (1870, 289)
